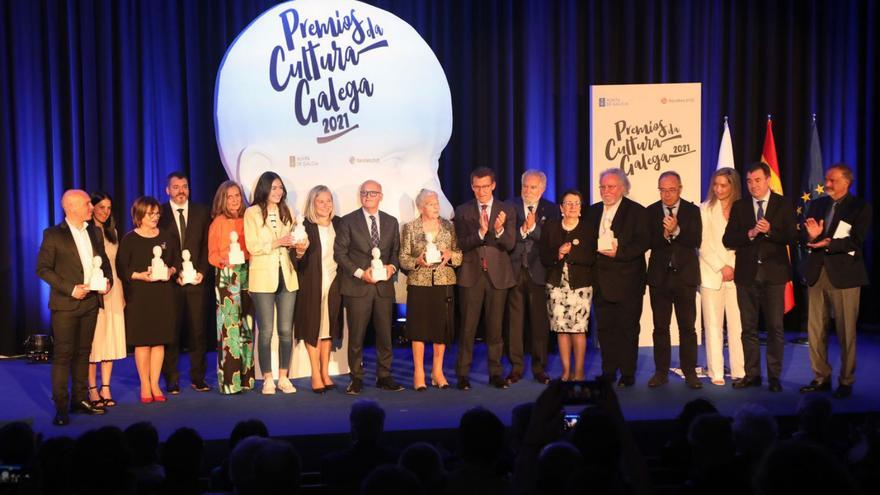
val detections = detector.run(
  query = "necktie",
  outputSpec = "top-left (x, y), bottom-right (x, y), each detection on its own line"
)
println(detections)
top-left (523, 205), bottom-right (536, 268)
top-left (756, 200), bottom-right (765, 221)
top-left (666, 206), bottom-right (674, 217)
top-left (177, 208), bottom-right (187, 248)
top-left (823, 201), bottom-right (838, 235)
top-left (666, 206), bottom-right (676, 269)
top-left (369, 215), bottom-right (379, 248)
top-left (480, 204), bottom-right (489, 271)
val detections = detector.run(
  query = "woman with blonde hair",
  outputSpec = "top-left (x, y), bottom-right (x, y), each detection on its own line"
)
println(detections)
top-left (293, 185), bottom-right (344, 393)
top-left (208, 180), bottom-right (255, 394)
top-left (699, 167), bottom-right (744, 386)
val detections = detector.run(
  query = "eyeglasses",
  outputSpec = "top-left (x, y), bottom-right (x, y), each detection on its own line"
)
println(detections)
top-left (146, 211), bottom-right (161, 218)
top-left (598, 185), bottom-right (620, 191)
top-left (360, 190), bottom-right (381, 198)
top-left (658, 188), bottom-right (681, 194)
top-left (562, 201), bottom-right (581, 207)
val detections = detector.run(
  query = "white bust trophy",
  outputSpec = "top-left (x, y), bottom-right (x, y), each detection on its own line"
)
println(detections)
top-left (150, 245), bottom-right (169, 281)
top-left (292, 214), bottom-right (307, 244)
top-left (180, 249), bottom-right (198, 285)
top-left (228, 230), bottom-right (245, 266)
top-left (424, 232), bottom-right (442, 265)
top-left (88, 256), bottom-right (108, 291)
top-left (597, 226), bottom-right (617, 252)
top-left (370, 247), bottom-right (387, 282)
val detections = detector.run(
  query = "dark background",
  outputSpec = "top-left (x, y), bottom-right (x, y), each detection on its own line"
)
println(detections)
top-left (2, 0), bottom-right (878, 354)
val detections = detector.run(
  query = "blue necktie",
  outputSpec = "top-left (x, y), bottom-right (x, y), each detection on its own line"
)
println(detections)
top-left (369, 215), bottom-right (379, 248)
top-left (756, 200), bottom-right (765, 221)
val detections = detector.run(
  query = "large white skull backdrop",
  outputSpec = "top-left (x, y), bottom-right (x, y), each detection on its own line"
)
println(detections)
top-left (215, 0), bottom-right (454, 222)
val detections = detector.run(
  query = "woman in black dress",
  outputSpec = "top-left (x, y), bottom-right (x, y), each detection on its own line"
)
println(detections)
top-left (540, 189), bottom-right (595, 381)
top-left (399, 189), bottom-right (462, 390)
top-left (293, 185), bottom-right (343, 393)
top-left (116, 196), bottom-right (187, 403)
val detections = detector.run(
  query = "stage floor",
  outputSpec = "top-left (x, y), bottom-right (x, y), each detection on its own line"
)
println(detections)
top-left (3, 332), bottom-right (879, 441)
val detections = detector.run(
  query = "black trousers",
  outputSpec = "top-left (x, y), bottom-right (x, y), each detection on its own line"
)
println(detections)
top-left (737, 281), bottom-right (786, 380)
top-left (164, 284), bottom-right (207, 385)
top-left (51, 298), bottom-right (99, 411)
top-left (506, 268), bottom-right (550, 376)
top-left (345, 288), bottom-right (394, 380)
top-left (593, 284), bottom-right (644, 379)
top-left (456, 272), bottom-right (508, 378)
top-left (648, 276), bottom-right (698, 375)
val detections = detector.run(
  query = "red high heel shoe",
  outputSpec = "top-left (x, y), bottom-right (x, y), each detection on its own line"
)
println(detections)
top-left (140, 395), bottom-right (154, 404)
top-left (153, 394), bottom-right (166, 402)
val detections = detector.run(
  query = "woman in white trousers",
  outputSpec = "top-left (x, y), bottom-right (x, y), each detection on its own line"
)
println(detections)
top-left (699, 167), bottom-right (745, 386)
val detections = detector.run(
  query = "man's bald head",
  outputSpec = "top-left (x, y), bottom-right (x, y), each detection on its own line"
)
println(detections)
top-left (62, 190), bottom-right (93, 224)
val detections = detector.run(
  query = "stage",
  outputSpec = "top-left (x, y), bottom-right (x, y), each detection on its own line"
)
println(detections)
top-left (2, 332), bottom-right (879, 444)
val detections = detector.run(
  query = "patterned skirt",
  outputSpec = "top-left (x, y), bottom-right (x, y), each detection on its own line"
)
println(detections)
top-left (547, 264), bottom-right (593, 334)
top-left (215, 264), bottom-right (255, 394)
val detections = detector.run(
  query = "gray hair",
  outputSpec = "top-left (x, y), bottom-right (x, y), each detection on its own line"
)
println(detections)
top-left (521, 169), bottom-right (547, 187)
top-left (658, 171), bottom-right (682, 185)
top-left (414, 188), bottom-right (438, 209)
top-left (599, 168), bottom-right (631, 194)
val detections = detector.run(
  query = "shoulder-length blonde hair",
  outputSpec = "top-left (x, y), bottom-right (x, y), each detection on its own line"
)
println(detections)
top-left (705, 167), bottom-right (742, 207)
top-left (303, 185), bottom-right (334, 223)
top-left (211, 180), bottom-right (248, 219)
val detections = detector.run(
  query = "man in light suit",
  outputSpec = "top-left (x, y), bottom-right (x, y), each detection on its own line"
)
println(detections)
top-left (587, 168), bottom-right (649, 388)
top-left (455, 167), bottom-right (517, 390)
top-left (646, 171), bottom-right (702, 389)
top-left (334, 180), bottom-right (403, 394)
top-left (37, 189), bottom-right (112, 425)
top-left (723, 162), bottom-right (797, 392)
top-left (799, 163), bottom-right (872, 399)
top-left (506, 169), bottom-right (559, 385)
top-left (158, 171), bottom-right (212, 394)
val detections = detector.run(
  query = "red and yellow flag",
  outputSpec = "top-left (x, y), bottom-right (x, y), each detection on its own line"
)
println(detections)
top-left (760, 117), bottom-right (796, 313)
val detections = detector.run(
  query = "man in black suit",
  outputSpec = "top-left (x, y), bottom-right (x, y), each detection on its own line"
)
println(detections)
top-left (37, 189), bottom-right (112, 425)
top-left (334, 180), bottom-right (403, 394)
top-left (455, 167), bottom-right (517, 390)
top-left (723, 162), bottom-right (797, 392)
top-left (587, 168), bottom-right (649, 388)
top-left (646, 171), bottom-right (702, 389)
top-left (799, 163), bottom-right (872, 399)
top-left (506, 169), bottom-right (559, 385)
top-left (158, 171), bottom-right (211, 393)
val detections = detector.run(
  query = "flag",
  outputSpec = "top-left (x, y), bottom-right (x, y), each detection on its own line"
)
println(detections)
top-left (760, 117), bottom-right (795, 313)
top-left (795, 117), bottom-right (826, 283)
top-left (717, 117), bottom-right (735, 170)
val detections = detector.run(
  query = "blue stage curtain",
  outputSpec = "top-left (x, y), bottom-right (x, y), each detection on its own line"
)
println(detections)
top-left (1, 0), bottom-right (878, 353)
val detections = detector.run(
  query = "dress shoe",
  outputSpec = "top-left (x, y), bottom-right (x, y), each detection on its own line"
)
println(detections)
top-left (799, 380), bottom-right (832, 393)
top-left (346, 378), bottom-right (363, 395)
top-left (277, 377), bottom-right (297, 394)
top-left (732, 376), bottom-right (762, 389)
top-left (505, 372), bottom-right (522, 385)
top-left (489, 375), bottom-right (509, 389)
top-left (456, 377), bottom-right (471, 391)
top-left (833, 384), bottom-right (853, 399)
top-left (617, 376), bottom-right (635, 388)
top-left (534, 372), bottom-right (551, 385)
top-left (768, 379), bottom-right (783, 393)
top-left (647, 373), bottom-right (669, 387)
top-left (71, 400), bottom-right (106, 415)
top-left (53, 411), bottom-right (70, 426)
top-left (191, 380), bottom-right (211, 392)
top-left (685, 375), bottom-right (703, 389)
top-left (376, 377), bottom-right (404, 392)
top-left (166, 383), bottom-right (181, 395)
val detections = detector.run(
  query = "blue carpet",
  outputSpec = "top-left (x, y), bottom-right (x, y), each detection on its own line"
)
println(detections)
top-left (2, 332), bottom-right (879, 441)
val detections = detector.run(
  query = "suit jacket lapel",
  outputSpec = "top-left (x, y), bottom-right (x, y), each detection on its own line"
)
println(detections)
top-left (611, 198), bottom-right (628, 233)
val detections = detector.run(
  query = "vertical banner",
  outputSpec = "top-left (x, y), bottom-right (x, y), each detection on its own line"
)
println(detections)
top-left (590, 83), bottom-right (702, 347)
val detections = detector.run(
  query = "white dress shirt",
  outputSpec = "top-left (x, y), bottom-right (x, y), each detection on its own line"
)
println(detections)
top-left (66, 218), bottom-right (94, 290)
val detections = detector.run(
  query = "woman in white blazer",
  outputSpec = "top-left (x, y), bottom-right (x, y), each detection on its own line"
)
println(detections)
top-left (244, 172), bottom-right (307, 394)
top-left (699, 167), bottom-right (745, 386)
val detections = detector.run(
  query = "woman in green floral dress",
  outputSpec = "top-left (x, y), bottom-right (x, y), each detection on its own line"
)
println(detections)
top-left (208, 181), bottom-right (255, 393)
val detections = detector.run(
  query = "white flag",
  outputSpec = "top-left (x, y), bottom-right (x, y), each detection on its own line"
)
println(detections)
top-left (716, 119), bottom-right (735, 170)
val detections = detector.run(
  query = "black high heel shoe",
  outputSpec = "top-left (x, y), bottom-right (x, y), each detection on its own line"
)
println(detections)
top-left (100, 385), bottom-right (116, 407)
top-left (312, 386), bottom-right (327, 394)
top-left (431, 378), bottom-right (450, 390)
top-left (88, 386), bottom-right (105, 408)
